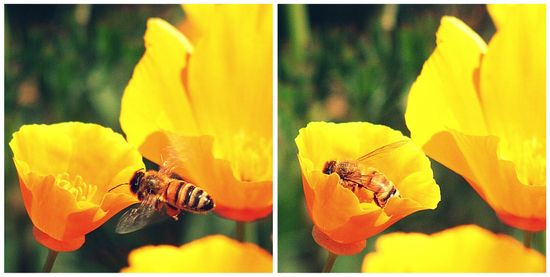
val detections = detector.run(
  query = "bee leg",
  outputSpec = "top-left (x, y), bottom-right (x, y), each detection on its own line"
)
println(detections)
top-left (373, 196), bottom-right (382, 208)
top-left (166, 204), bottom-right (181, 221)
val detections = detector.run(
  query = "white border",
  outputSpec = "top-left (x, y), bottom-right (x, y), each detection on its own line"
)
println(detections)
top-left (271, 3), bottom-right (279, 274)
top-left (3, 2), bottom-right (550, 275)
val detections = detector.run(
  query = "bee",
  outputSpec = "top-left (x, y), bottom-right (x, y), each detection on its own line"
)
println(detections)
top-left (322, 140), bottom-right (408, 208)
top-left (109, 160), bottom-right (215, 234)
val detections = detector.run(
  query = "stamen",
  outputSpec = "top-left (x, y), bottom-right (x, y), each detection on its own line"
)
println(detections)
top-left (501, 137), bottom-right (545, 186)
top-left (516, 137), bottom-right (546, 186)
top-left (55, 173), bottom-right (98, 202)
top-left (213, 130), bottom-right (272, 182)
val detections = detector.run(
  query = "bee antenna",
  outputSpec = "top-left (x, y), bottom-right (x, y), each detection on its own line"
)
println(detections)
top-left (108, 183), bottom-right (129, 192)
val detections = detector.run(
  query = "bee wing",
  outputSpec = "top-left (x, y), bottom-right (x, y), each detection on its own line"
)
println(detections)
top-left (114, 201), bottom-right (166, 234)
top-left (158, 155), bottom-right (178, 176)
top-left (356, 140), bottom-right (409, 163)
top-left (158, 144), bottom-right (188, 180)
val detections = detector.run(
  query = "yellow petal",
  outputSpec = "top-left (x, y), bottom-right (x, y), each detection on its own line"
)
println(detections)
top-left (10, 123), bottom-right (142, 203)
top-left (122, 8), bottom-right (273, 222)
top-left (9, 122), bottom-right (144, 251)
top-left (122, 235), bottom-right (272, 272)
top-left (480, 4), bottom-right (546, 186)
top-left (362, 225), bottom-right (545, 272)
top-left (185, 4), bottom-right (272, 139)
top-left (120, 18), bottom-right (199, 151)
top-left (405, 16), bottom-right (488, 150)
top-left (140, 132), bottom-right (272, 221)
top-left (179, 4), bottom-right (215, 45)
top-left (406, 9), bottom-right (546, 231)
top-left (296, 121), bottom-right (440, 245)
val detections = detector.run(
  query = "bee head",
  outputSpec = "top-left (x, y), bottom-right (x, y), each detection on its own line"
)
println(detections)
top-left (322, 160), bottom-right (337, 175)
top-left (129, 170), bottom-right (145, 194)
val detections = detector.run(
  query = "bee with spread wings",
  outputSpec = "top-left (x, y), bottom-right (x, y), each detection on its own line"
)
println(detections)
top-left (322, 140), bottom-right (409, 207)
top-left (110, 158), bottom-right (215, 234)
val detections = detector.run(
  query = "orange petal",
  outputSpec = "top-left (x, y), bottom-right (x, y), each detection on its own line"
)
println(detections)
top-left (496, 210), bottom-right (546, 232)
top-left (362, 225), bottom-right (545, 272)
top-left (425, 130), bottom-right (544, 231)
top-left (18, 173), bottom-right (77, 240)
top-left (66, 192), bottom-right (138, 238)
top-left (122, 235), bottom-right (272, 272)
top-left (312, 225), bottom-right (366, 255)
top-left (32, 227), bottom-right (84, 252)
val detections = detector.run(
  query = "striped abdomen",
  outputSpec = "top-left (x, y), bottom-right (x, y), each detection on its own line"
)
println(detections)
top-left (364, 169), bottom-right (399, 207)
top-left (164, 179), bottom-right (215, 213)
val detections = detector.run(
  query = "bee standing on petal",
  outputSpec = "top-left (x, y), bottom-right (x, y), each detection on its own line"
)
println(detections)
top-left (322, 140), bottom-right (408, 207)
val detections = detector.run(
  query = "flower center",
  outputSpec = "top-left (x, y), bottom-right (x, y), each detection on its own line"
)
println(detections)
top-left (501, 137), bottom-right (545, 186)
top-left (55, 173), bottom-right (98, 202)
top-left (214, 130), bottom-right (272, 182)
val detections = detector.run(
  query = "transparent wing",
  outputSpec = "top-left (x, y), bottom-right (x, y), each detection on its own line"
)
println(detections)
top-left (356, 140), bottom-right (409, 162)
top-left (159, 143), bottom-right (196, 181)
top-left (114, 201), bottom-right (167, 234)
top-left (158, 154), bottom-right (178, 177)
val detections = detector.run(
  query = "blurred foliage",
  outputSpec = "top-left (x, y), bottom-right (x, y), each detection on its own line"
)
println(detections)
top-left (5, 4), bottom-right (272, 272)
top-left (278, 4), bottom-right (545, 273)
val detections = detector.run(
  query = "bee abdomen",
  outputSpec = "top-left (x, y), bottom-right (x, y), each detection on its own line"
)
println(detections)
top-left (170, 181), bottom-right (215, 213)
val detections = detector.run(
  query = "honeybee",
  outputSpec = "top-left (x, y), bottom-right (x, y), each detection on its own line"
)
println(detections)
top-left (322, 140), bottom-right (408, 208)
top-left (109, 160), bottom-right (215, 234)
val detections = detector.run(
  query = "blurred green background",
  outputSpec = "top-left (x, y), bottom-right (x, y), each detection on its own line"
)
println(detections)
top-left (278, 4), bottom-right (545, 273)
top-left (5, 4), bottom-right (272, 272)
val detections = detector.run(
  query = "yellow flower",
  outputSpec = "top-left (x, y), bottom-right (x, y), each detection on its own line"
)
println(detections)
top-left (296, 121), bottom-right (440, 255)
top-left (405, 4), bottom-right (545, 231)
top-left (362, 225), bottom-right (545, 272)
top-left (122, 235), bottom-right (272, 272)
top-left (9, 122), bottom-right (144, 251)
top-left (120, 4), bottom-right (272, 222)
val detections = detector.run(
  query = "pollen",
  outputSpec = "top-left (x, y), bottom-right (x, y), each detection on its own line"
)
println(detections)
top-left (55, 173), bottom-right (98, 202)
top-left (214, 130), bottom-right (272, 182)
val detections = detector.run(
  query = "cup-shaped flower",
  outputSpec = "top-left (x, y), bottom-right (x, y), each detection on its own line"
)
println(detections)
top-left (362, 224), bottom-right (545, 272)
top-left (296, 121), bottom-right (440, 255)
top-left (9, 122), bottom-right (144, 252)
top-left (122, 234), bottom-right (272, 272)
top-left (120, 4), bottom-right (272, 222)
top-left (405, 5), bottom-right (545, 231)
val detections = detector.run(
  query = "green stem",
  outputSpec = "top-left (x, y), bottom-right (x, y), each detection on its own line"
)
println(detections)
top-left (286, 4), bottom-right (310, 62)
top-left (322, 251), bottom-right (338, 273)
top-left (235, 221), bottom-right (246, 242)
top-left (523, 231), bottom-right (534, 248)
top-left (42, 249), bottom-right (58, 272)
